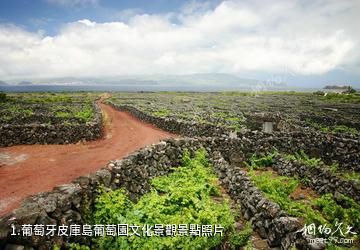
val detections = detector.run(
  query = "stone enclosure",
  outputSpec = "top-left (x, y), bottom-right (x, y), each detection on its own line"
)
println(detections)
top-left (0, 103), bottom-right (359, 249)
top-left (0, 102), bottom-right (103, 147)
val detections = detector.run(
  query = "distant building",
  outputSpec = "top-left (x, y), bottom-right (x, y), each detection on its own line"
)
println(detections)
top-left (323, 85), bottom-right (355, 94)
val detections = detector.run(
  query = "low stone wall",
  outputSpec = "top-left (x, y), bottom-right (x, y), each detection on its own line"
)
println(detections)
top-left (110, 104), bottom-right (231, 137)
top-left (1, 103), bottom-right (358, 249)
top-left (0, 102), bottom-right (92, 125)
top-left (0, 103), bottom-right (103, 147)
top-left (216, 133), bottom-right (360, 172)
top-left (0, 138), bottom-right (201, 249)
top-left (272, 157), bottom-right (360, 203)
top-left (211, 151), bottom-right (318, 249)
top-left (1, 138), bottom-right (329, 249)
top-left (110, 104), bottom-right (360, 171)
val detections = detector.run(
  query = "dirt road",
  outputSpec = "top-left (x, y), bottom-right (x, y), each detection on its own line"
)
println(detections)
top-left (0, 102), bottom-right (175, 216)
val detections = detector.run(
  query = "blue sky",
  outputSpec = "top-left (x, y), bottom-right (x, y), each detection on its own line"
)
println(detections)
top-left (0, 0), bottom-right (359, 87)
top-left (0, 0), bottom-right (191, 34)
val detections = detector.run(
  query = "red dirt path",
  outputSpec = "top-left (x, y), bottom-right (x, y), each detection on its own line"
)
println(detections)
top-left (0, 102), bottom-right (175, 216)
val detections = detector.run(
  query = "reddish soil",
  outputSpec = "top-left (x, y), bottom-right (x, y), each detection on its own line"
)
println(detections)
top-left (290, 185), bottom-right (319, 202)
top-left (0, 102), bottom-right (175, 216)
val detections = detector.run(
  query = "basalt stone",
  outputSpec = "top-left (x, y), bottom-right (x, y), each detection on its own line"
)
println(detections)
top-left (34, 193), bottom-right (59, 213)
top-left (11, 202), bottom-right (42, 226)
top-left (72, 176), bottom-right (90, 189)
top-left (0, 102), bottom-right (102, 147)
top-left (95, 169), bottom-right (112, 187)
top-left (35, 212), bottom-right (56, 226)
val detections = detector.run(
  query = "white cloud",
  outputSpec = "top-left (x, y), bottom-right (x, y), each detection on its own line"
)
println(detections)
top-left (46, 0), bottom-right (99, 7)
top-left (1, 0), bottom-right (359, 79)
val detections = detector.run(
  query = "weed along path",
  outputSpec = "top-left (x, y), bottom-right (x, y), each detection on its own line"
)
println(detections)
top-left (0, 101), bottom-right (175, 216)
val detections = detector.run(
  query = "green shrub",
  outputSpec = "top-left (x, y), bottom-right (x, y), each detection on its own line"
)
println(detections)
top-left (321, 93), bottom-right (360, 103)
top-left (27, 94), bottom-right (73, 103)
top-left (153, 108), bottom-right (170, 117)
top-left (245, 151), bottom-right (278, 170)
top-left (75, 106), bottom-right (94, 122)
top-left (332, 125), bottom-right (358, 135)
top-left (315, 193), bottom-right (360, 231)
top-left (56, 111), bottom-right (71, 119)
top-left (248, 169), bottom-right (360, 240)
top-left (229, 222), bottom-right (252, 247)
top-left (341, 171), bottom-right (360, 183)
top-left (92, 149), bottom-right (251, 249)
top-left (284, 150), bottom-right (321, 167)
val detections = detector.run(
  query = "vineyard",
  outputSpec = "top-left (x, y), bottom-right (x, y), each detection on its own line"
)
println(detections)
top-left (0, 91), bottom-right (359, 249)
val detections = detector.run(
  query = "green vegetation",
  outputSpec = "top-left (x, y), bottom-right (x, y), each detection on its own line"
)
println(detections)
top-left (321, 93), bottom-right (360, 103)
top-left (247, 170), bottom-right (322, 224)
top-left (305, 119), bottom-right (359, 135)
top-left (68, 243), bottom-right (90, 250)
top-left (314, 193), bottom-right (360, 231)
top-left (0, 93), bottom-right (97, 125)
top-left (332, 125), bottom-right (359, 135)
top-left (245, 151), bottom-right (278, 170)
top-left (92, 149), bottom-right (252, 249)
top-left (153, 108), bottom-right (171, 117)
top-left (55, 111), bottom-right (71, 119)
top-left (107, 92), bottom-right (360, 133)
top-left (329, 163), bottom-right (339, 174)
top-left (283, 152), bottom-right (360, 183)
top-left (75, 105), bottom-right (94, 122)
top-left (25, 95), bottom-right (73, 103)
top-left (248, 170), bottom-right (360, 238)
top-left (221, 91), bottom-right (311, 96)
top-left (0, 92), bottom-right (6, 102)
top-left (341, 171), bottom-right (360, 184)
top-left (244, 151), bottom-right (360, 245)
top-left (284, 150), bottom-right (322, 167)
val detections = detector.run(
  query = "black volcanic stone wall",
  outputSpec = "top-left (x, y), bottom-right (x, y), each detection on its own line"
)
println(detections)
top-left (0, 103), bottom-right (103, 147)
top-left (272, 157), bottom-right (360, 203)
top-left (111, 104), bottom-right (359, 171)
top-left (110, 104), bottom-right (231, 137)
top-left (1, 104), bottom-right (359, 249)
top-left (210, 151), bottom-right (319, 249)
top-left (0, 138), bottom-right (331, 249)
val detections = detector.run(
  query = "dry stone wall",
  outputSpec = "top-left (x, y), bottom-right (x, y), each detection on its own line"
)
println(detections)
top-left (1, 104), bottom-right (359, 249)
top-left (272, 157), bottom-right (360, 203)
top-left (111, 104), bottom-right (360, 172)
top-left (110, 104), bottom-right (230, 137)
top-left (0, 103), bottom-right (103, 147)
top-left (211, 151), bottom-right (320, 249)
top-left (0, 137), bottom-right (335, 249)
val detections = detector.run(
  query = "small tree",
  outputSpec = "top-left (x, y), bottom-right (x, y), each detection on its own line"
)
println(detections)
top-left (0, 92), bottom-right (6, 102)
